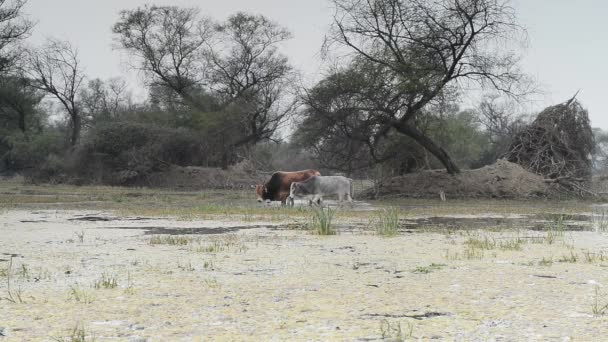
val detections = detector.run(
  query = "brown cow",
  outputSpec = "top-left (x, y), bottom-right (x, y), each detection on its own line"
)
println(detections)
top-left (255, 169), bottom-right (321, 205)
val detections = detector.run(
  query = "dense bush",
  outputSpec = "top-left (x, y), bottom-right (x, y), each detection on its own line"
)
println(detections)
top-left (74, 122), bottom-right (207, 185)
top-left (15, 122), bottom-right (209, 185)
top-left (1, 129), bottom-right (66, 173)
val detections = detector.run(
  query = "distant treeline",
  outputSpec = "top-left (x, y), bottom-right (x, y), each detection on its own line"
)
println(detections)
top-left (1, 1), bottom-right (607, 185)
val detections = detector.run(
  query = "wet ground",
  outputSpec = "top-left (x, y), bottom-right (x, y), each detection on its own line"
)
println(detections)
top-left (1, 184), bottom-right (608, 340)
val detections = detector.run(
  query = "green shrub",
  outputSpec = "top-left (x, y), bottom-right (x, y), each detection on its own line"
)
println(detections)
top-left (2, 129), bottom-right (66, 172)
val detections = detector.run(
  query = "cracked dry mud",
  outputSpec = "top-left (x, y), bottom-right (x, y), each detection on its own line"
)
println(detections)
top-left (1, 205), bottom-right (608, 341)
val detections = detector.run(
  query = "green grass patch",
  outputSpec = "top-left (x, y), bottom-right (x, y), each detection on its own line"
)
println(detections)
top-left (93, 273), bottom-right (118, 289)
top-left (538, 257), bottom-right (553, 267)
top-left (51, 321), bottom-right (93, 342)
top-left (380, 319), bottom-right (414, 341)
top-left (463, 245), bottom-right (484, 260)
top-left (583, 250), bottom-right (607, 263)
top-left (557, 251), bottom-right (578, 263)
top-left (374, 207), bottom-right (400, 237)
top-left (308, 207), bottom-right (336, 235)
top-left (149, 235), bottom-right (197, 246)
top-left (68, 284), bottom-right (94, 304)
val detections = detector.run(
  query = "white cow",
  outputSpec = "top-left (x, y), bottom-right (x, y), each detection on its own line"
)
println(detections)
top-left (289, 175), bottom-right (354, 206)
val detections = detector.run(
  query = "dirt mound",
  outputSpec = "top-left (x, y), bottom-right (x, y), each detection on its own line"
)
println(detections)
top-left (365, 159), bottom-right (555, 199)
top-left (145, 165), bottom-right (261, 190)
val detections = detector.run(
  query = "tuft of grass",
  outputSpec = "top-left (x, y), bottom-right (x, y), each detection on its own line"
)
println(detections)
top-left (545, 215), bottom-right (566, 245)
top-left (465, 233), bottom-right (525, 252)
top-left (149, 235), bottom-right (197, 246)
top-left (74, 230), bottom-right (85, 243)
top-left (583, 250), bottom-right (607, 263)
top-left (68, 284), bottom-right (94, 304)
top-left (93, 273), bottom-right (118, 289)
top-left (4, 257), bottom-right (25, 303)
top-left (308, 207), bottom-right (336, 235)
top-left (52, 322), bottom-right (93, 342)
top-left (498, 237), bottom-right (524, 251)
top-left (412, 263), bottom-right (446, 274)
top-left (18, 263), bottom-right (30, 279)
top-left (380, 319), bottom-right (414, 341)
top-left (443, 249), bottom-right (460, 261)
top-left (463, 245), bottom-right (484, 260)
top-left (203, 260), bottom-right (215, 270)
top-left (374, 207), bottom-right (400, 237)
top-left (196, 241), bottom-right (225, 253)
top-left (194, 235), bottom-right (247, 254)
top-left (592, 285), bottom-right (608, 316)
top-left (178, 260), bottom-right (195, 272)
top-left (538, 257), bottom-right (553, 267)
top-left (465, 235), bottom-right (496, 250)
top-left (557, 251), bottom-right (578, 263)
top-left (204, 278), bottom-right (221, 289)
top-left (124, 271), bottom-right (135, 295)
top-left (593, 210), bottom-right (608, 233)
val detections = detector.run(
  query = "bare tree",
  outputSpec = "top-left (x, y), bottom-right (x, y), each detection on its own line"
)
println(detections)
top-left (27, 39), bottom-right (85, 146)
top-left (80, 77), bottom-right (132, 125)
top-left (326, 0), bottom-right (528, 174)
top-left (478, 95), bottom-right (526, 141)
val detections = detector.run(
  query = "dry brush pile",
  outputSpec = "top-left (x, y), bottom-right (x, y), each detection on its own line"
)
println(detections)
top-left (504, 97), bottom-right (595, 196)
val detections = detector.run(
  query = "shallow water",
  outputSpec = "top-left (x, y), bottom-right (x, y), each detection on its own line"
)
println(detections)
top-left (402, 213), bottom-right (596, 232)
top-left (58, 211), bottom-right (602, 236)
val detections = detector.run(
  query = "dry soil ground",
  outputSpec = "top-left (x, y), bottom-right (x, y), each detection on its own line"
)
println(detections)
top-left (1, 179), bottom-right (608, 341)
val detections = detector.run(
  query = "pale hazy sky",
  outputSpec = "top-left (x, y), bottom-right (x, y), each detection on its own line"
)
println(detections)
top-left (23, 0), bottom-right (608, 128)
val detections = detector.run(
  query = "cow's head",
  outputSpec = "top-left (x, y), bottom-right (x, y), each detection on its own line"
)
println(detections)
top-left (290, 182), bottom-right (301, 197)
top-left (254, 184), bottom-right (267, 202)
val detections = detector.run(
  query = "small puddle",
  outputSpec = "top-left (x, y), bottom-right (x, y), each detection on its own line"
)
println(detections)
top-left (402, 213), bottom-right (594, 232)
top-left (1, 253), bottom-right (22, 258)
top-left (85, 211), bottom-right (601, 236)
top-left (69, 216), bottom-right (158, 222)
top-left (103, 224), bottom-right (279, 235)
top-left (362, 311), bottom-right (450, 320)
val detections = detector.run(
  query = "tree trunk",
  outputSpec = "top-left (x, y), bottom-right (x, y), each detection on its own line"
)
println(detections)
top-left (18, 110), bottom-right (26, 133)
top-left (394, 123), bottom-right (460, 175)
top-left (221, 150), bottom-right (229, 170)
top-left (70, 113), bottom-right (81, 146)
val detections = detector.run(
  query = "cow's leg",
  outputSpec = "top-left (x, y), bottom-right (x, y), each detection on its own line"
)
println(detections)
top-left (337, 193), bottom-right (344, 207)
top-left (314, 195), bottom-right (323, 207)
top-left (345, 192), bottom-right (354, 207)
top-left (348, 194), bottom-right (354, 207)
